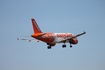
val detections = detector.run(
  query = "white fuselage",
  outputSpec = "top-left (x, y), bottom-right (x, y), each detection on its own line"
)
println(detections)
top-left (52, 33), bottom-right (74, 43)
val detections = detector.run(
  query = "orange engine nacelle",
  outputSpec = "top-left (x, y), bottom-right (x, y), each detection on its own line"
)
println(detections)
top-left (50, 43), bottom-right (56, 46)
top-left (69, 38), bottom-right (78, 44)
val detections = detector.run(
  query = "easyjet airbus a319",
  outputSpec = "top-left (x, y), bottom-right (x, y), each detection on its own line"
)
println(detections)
top-left (17, 18), bottom-right (86, 49)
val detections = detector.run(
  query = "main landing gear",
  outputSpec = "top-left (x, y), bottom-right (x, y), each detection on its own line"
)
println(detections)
top-left (47, 45), bottom-right (51, 49)
top-left (47, 43), bottom-right (52, 49)
top-left (62, 43), bottom-right (72, 48)
top-left (62, 44), bottom-right (66, 48)
top-left (47, 43), bottom-right (72, 49)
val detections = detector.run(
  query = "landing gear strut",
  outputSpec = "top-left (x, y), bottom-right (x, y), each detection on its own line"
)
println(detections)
top-left (70, 43), bottom-right (72, 48)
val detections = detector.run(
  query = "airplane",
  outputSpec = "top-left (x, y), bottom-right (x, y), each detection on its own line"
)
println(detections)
top-left (17, 18), bottom-right (86, 49)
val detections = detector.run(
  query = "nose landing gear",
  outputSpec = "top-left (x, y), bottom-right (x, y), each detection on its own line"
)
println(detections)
top-left (70, 43), bottom-right (72, 48)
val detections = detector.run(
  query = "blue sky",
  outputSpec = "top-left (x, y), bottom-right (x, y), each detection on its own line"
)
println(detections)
top-left (0, 0), bottom-right (105, 70)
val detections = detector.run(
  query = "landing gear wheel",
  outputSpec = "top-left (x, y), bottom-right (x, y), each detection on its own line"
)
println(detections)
top-left (70, 45), bottom-right (72, 48)
top-left (62, 44), bottom-right (66, 48)
top-left (47, 46), bottom-right (51, 49)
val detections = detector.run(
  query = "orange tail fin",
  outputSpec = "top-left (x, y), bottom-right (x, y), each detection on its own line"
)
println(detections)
top-left (31, 18), bottom-right (42, 34)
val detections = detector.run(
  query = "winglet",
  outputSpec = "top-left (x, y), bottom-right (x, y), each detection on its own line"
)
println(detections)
top-left (31, 18), bottom-right (42, 34)
top-left (83, 31), bottom-right (86, 34)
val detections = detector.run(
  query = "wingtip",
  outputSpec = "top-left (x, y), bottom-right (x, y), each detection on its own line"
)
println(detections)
top-left (84, 31), bottom-right (86, 34)
top-left (17, 38), bottom-right (19, 40)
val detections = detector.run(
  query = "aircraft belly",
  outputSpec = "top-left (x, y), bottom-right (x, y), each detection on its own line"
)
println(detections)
top-left (53, 37), bottom-right (67, 43)
top-left (54, 37), bottom-right (71, 43)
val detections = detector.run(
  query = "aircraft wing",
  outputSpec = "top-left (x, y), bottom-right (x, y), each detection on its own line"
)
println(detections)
top-left (70, 31), bottom-right (86, 38)
top-left (17, 38), bottom-right (40, 42)
top-left (17, 33), bottom-right (46, 42)
top-left (59, 31), bottom-right (86, 42)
